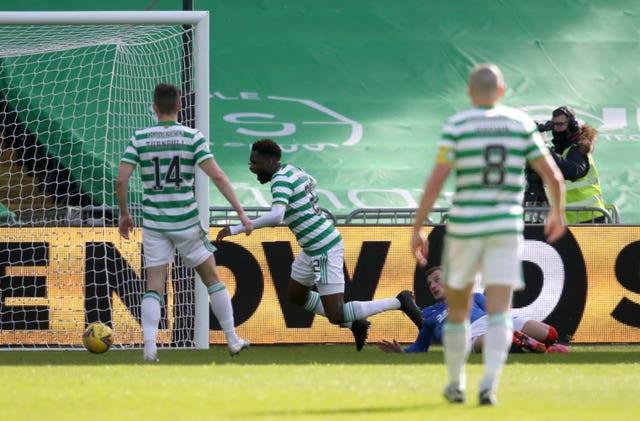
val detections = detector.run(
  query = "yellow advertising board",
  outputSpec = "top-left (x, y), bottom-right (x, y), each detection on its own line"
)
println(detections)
top-left (0, 225), bottom-right (639, 346)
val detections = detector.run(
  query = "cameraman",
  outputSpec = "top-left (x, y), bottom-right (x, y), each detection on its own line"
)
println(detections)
top-left (537, 106), bottom-right (605, 223)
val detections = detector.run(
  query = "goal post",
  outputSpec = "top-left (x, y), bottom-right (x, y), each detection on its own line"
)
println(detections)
top-left (0, 11), bottom-right (211, 350)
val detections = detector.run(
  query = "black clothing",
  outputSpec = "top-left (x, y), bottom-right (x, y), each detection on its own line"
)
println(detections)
top-left (549, 131), bottom-right (589, 181)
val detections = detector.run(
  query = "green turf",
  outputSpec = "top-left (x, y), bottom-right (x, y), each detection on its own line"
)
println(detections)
top-left (0, 345), bottom-right (638, 420)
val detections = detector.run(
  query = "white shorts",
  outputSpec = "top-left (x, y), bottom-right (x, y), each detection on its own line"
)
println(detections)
top-left (290, 240), bottom-right (345, 296)
top-left (471, 314), bottom-right (530, 344)
top-left (142, 224), bottom-right (216, 268)
top-left (443, 233), bottom-right (524, 291)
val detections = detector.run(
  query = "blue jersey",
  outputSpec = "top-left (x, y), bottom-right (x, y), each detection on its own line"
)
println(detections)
top-left (404, 293), bottom-right (487, 353)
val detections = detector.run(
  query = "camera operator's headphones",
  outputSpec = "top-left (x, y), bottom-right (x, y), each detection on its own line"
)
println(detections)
top-left (552, 106), bottom-right (579, 133)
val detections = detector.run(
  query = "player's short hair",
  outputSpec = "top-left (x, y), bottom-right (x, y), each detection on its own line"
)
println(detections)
top-left (154, 83), bottom-right (180, 115)
top-left (252, 138), bottom-right (282, 160)
top-left (469, 63), bottom-right (504, 98)
top-left (425, 266), bottom-right (441, 278)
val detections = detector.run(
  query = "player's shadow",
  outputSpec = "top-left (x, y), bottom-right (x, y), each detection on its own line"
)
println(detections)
top-left (234, 402), bottom-right (439, 418)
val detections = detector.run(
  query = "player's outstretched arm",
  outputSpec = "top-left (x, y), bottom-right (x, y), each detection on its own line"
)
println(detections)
top-left (200, 159), bottom-right (253, 236)
top-left (216, 205), bottom-right (286, 241)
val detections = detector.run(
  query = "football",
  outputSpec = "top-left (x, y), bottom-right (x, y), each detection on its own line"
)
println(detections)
top-left (82, 322), bottom-right (114, 353)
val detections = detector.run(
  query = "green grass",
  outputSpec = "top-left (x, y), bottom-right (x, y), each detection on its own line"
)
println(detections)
top-left (1, 345), bottom-right (638, 420)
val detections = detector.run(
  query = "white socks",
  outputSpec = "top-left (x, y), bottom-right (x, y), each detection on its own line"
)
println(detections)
top-left (303, 291), bottom-right (400, 323)
top-left (443, 320), bottom-right (471, 391)
top-left (142, 283), bottom-right (241, 352)
top-left (303, 291), bottom-right (326, 316)
top-left (208, 283), bottom-right (239, 344)
top-left (141, 291), bottom-right (162, 356)
top-left (343, 298), bottom-right (399, 322)
top-left (479, 313), bottom-right (513, 393)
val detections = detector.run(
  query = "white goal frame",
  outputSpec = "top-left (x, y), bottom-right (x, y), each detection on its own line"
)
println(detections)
top-left (0, 11), bottom-right (211, 349)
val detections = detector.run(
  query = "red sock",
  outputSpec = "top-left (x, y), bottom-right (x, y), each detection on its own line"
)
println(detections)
top-left (512, 330), bottom-right (524, 346)
top-left (544, 326), bottom-right (558, 346)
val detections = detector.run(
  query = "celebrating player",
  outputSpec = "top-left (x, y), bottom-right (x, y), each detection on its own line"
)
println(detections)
top-left (216, 138), bottom-right (424, 350)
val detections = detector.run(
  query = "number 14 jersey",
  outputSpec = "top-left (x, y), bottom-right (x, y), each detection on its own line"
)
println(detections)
top-left (120, 121), bottom-right (213, 232)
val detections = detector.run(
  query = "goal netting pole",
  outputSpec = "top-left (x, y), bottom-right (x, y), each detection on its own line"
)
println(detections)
top-left (0, 11), bottom-right (211, 350)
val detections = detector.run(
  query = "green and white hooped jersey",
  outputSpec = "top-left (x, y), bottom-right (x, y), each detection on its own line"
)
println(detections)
top-left (270, 164), bottom-right (342, 255)
top-left (120, 121), bottom-right (213, 232)
top-left (440, 105), bottom-right (549, 238)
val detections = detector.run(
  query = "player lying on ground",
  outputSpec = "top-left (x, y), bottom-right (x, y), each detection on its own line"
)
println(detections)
top-left (377, 266), bottom-right (569, 354)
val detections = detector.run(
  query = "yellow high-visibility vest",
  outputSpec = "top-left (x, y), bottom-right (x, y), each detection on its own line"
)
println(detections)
top-left (562, 146), bottom-right (605, 223)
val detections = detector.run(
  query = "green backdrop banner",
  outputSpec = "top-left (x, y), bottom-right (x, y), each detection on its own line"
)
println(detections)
top-left (2, 0), bottom-right (640, 222)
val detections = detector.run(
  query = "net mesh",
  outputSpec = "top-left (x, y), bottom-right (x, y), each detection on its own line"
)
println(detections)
top-left (0, 22), bottom-right (199, 349)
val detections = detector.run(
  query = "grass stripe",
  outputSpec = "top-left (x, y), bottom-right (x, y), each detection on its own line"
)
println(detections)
top-left (0, 345), bottom-right (637, 420)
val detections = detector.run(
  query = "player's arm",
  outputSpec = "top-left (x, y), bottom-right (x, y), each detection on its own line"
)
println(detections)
top-left (403, 320), bottom-right (435, 353)
top-left (216, 204), bottom-right (286, 240)
top-left (378, 312), bottom-right (435, 354)
top-left (474, 293), bottom-right (487, 312)
top-left (116, 162), bottom-right (135, 240)
top-left (529, 155), bottom-right (566, 243)
top-left (412, 147), bottom-right (452, 266)
top-left (200, 158), bottom-right (253, 235)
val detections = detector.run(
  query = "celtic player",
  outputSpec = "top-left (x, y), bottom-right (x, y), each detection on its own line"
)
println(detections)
top-left (411, 64), bottom-right (566, 405)
top-left (217, 138), bottom-right (424, 350)
top-left (117, 83), bottom-right (253, 361)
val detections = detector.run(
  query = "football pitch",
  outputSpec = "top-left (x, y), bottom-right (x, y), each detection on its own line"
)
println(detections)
top-left (0, 344), bottom-right (637, 420)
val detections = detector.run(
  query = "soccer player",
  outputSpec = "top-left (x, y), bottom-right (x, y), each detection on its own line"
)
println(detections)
top-left (411, 63), bottom-right (566, 405)
top-left (216, 138), bottom-right (423, 351)
top-left (116, 83), bottom-right (253, 362)
top-left (377, 266), bottom-right (569, 354)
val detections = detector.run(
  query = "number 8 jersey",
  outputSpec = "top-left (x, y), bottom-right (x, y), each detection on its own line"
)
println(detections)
top-left (120, 121), bottom-right (213, 232)
top-left (438, 106), bottom-right (549, 238)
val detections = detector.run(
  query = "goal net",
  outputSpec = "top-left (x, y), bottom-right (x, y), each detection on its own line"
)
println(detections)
top-left (0, 12), bottom-right (212, 350)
